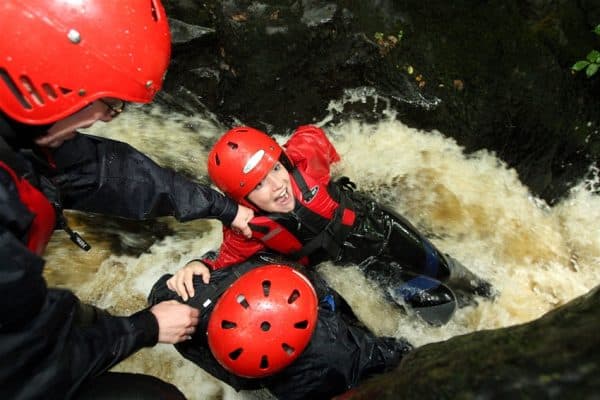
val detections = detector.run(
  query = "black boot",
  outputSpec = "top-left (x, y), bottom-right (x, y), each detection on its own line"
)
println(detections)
top-left (387, 273), bottom-right (457, 326)
top-left (444, 255), bottom-right (495, 299)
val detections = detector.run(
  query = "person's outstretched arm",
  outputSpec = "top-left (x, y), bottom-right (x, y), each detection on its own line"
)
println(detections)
top-left (48, 133), bottom-right (252, 236)
top-left (0, 169), bottom-right (199, 398)
top-left (167, 225), bottom-right (266, 300)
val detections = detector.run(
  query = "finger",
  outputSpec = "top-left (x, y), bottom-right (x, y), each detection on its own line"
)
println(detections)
top-left (177, 274), bottom-right (189, 301)
top-left (241, 226), bottom-right (252, 238)
top-left (172, 273), bottom-right (181, 293)
top-left (188, 306), bottom-right (200, 318)
top-left (199, 269), bottom-right (210, 284)
top-left (35, 132), bottom-right (68, 148)
top-left (34, 133), bottom-right (57, 146)
top-left (179, 272), bottom-right (193, 299)
top-left (166, 278), bottom-right (175, 292)
top-left (184, 271), bottom-right (195, 299)
top-left (168, 276), bottom-right (181, 293)
top-left (174, 335), bottom-right (188, 344)
top-left (182, 282), bottom-right (192, 302)
top-left (189, 312), bottom-right (200, 325)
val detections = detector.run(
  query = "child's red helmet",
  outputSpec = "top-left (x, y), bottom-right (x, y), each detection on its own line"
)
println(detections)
top-left (0, 0), bottom-right (171, 125)
top-left (207, 265), bottom-right (318, 378)
top-left (207, 126), bottom-right (283, 208)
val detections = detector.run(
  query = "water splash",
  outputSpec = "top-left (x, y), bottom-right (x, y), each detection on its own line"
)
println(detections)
top-left (43, 103), bottom-right (600, 399)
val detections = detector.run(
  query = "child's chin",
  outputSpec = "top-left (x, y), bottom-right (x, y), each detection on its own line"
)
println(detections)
top-left (272, 204), bottom-right (293, 213)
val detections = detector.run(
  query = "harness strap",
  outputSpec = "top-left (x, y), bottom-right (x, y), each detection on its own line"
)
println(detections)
top-left (292, 168), bottom-right (316, 202)
top-left (289, 193), bottom-right (355, 260)
top-left (288, 171), bottom-right (357, 261)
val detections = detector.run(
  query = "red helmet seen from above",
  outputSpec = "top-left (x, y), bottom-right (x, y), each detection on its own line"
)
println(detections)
top-left (207, 126), bottom-right (283, 208)
top-left (207, 265), bottom-right (318, 378)
top-left (0, 0), bottom-right (171, 125)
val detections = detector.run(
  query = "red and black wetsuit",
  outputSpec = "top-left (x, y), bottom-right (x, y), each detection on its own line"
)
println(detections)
top-left (0, 113), bottom-right (238, 400)
top-left (203, 125), bottom-right (453, 282)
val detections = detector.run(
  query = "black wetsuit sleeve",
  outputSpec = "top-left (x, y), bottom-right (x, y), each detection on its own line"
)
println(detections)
top-left (0, 168), bottom-right (47, 331)
top-left (0, 169), bottom-right (160, 399)
top-left (49, 133), bottom-right (238, 225)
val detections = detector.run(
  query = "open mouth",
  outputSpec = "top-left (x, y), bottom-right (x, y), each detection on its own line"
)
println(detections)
top-left (275, 188), bottom-right (289, 203)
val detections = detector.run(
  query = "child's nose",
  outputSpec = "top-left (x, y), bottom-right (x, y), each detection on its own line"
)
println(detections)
top-left (265, 174), bottom-right (283, 190)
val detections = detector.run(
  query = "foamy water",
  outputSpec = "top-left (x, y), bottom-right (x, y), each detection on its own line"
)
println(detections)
top-left (43, 103), bottom-right (600, 399)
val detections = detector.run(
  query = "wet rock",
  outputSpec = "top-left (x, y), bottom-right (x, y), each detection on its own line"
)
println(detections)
top-left (338, 284), bottom-right (600, 399)
top-left (160, 0), bottom-right (600, 204)
top-left (169, 18), bottom-right (215, 44)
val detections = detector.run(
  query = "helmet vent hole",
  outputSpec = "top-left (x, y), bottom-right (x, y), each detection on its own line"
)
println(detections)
top-left (0, 68), bottom-right (31, 109)
top-left (42, 83), bottom-right (57, 100)
top-left (262, 280), bottom-right (271, 297)
top-left (221, 320), bottom-right (237, 329)
top-left (20, 76), bottom-right (43, 105)
top-left (150, 0), bottom-right (160, 21)
top-left (236, 294), bottom-right (250, 309)
top-left (260, 321), bottom-right (271, 331)
top-left (228, 348), bottom-right (243, 360)
top-left (226, 141), bottom-right (238, 150)
top-left (259, 355), bottom-right (269, 369)
top-left (287, 289), bottom-right (300, 304)
top-left (282, 343), bottom-right (295, 355)
top-left (294, 320), bottom-right (309, 329)
top-left (214, 154), bottom-right (221, 166)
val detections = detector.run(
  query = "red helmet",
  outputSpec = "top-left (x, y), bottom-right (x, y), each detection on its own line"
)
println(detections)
top-left (207, 126), bottom-right (282, 208)
top-left (207, 265), bottom-right (318, 378)
top-left (0, 0), bottom-right (171, 125)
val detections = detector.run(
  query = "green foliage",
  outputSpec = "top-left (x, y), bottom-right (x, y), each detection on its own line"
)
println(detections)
top-left (572, 24), bottom-right (600, 78)
top-left (373, 31), bottom-right (403, 56)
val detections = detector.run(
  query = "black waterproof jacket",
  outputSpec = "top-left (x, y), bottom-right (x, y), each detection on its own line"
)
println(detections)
top-left (149, 255), bottom-right (412, 400)
top-left (0, 114), bottom-right (238, 400)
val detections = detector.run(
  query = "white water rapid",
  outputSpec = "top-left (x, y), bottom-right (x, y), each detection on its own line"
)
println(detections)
top-left (43, 99), bottom-right (600, 400)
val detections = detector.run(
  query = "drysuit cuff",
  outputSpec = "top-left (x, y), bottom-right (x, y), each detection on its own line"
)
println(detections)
top-left (218, 202), bottom-right (237, 227)
top-left (129, 308), bottom-right (159, 347)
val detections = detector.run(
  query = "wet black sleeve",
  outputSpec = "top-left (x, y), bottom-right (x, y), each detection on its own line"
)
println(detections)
top-left (0, 170), bottom-right (160, 398)
top-left (49, 134), bottom-right (238, 225)
top-left (0, 168), bottom-right (47, 331)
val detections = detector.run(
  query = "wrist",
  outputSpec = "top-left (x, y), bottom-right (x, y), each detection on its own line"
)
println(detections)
top-left (130, 308), bottom-right (159, 346)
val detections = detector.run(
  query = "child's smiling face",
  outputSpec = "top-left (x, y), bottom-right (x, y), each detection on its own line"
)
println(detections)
top-left (247, 162), bottom-right (295, 213)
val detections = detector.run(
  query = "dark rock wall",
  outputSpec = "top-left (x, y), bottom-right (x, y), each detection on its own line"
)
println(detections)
top-left (338, 284), bottom-right (600, 400)
top-left (161, 0), bottom-right (600, 204)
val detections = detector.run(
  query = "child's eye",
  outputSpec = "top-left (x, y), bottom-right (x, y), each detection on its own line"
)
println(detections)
top-left (254, 181), bottom-right (263, 190)
top-left (273, 163), bottom-right (281, 171)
